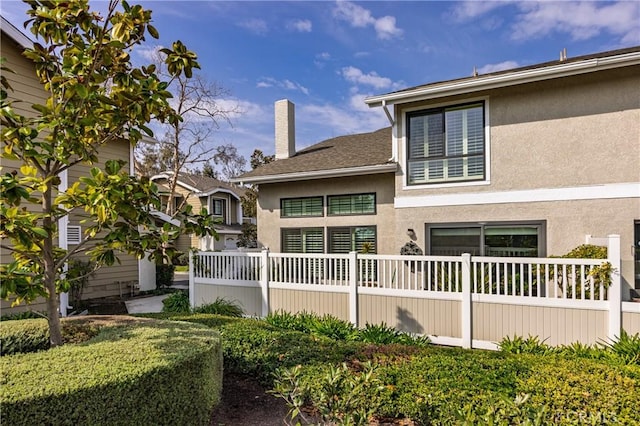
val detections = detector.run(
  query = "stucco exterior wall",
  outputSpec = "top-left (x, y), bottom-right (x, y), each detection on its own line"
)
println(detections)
top-left (257, 173), bottom-right (396, 253)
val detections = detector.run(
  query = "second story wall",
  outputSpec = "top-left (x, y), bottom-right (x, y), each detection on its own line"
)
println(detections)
top-left (394, 65), bottom-right (640, 198)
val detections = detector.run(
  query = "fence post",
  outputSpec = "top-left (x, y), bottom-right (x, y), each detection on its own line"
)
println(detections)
top-left (189, 250), bottom-right (195, 309)
top-left (461, 253), bottom-right (472, 349)
top-left (607, 234), bottom-right (621, 340)
top-left (349, 251), bottom-right (358, 327)
top-left (260, 249), bottom-right (270, 317)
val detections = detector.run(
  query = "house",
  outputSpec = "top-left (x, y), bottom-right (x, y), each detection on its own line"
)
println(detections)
top-left (151, 171), bottom-right (249, 251)
top-left (0, 17), bottom-right (146, 315)
top-left (233, 46), bottom-right (640, 299)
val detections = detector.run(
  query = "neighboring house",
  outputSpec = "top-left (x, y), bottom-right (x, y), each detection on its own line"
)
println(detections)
top-left (233, 47), bottom-right (640, 299)
top-left (0, 17), bottom-right (145, 315)
top-left (151, 172), bottom-right (249, 251)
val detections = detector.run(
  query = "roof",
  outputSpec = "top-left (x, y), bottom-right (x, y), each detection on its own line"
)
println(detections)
top-left (153, 171), bottom-right (246, 198)
top-left (232, 127), bottom-right (395, 184)
top-left (366, 46), bottom-right (640, 107)
top-left (0, 16), bottom-right (33, 49)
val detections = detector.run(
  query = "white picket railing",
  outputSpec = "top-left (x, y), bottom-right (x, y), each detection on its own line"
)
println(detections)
top-left (267, 253), bottom-right (350, 287)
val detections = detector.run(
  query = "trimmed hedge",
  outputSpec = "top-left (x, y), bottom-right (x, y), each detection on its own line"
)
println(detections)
top-left (144, 313), bottom-right (640, 425)
top-left (0, 316), bottom-right (222, 425)
top-left (0, 318), bottom-right (50, 355)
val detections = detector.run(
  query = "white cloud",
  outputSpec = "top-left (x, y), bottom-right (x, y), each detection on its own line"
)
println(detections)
top-left (316, 52), bottom-right (331, 61)
top-left (289, 19), bottom-right (312, 32)
top-left (135, 45), bottom-right (164, 62)
top-left (341, 66), bottom-right (403, 90)
top-left (257, 77), bottom-right (309, 95)
top-left (237, 18), bottom-right (268, 35)
top-left (333, 1), bottom-right (403, 40)
top-left (299, 102), bottom-right (387, 137)
top-left (451, 1), bottom-right (511, 21)
top-left (477, 60), bottom-right (519, 74)
top-left (511, 1), bottom-right (640, 43)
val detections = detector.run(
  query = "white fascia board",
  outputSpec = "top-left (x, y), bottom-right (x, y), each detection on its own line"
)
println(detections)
top-left (202, 188), bottom-right (241, 201)
top-left (231, 163), bottom-right (397, 185)
top-left (366, 52), bottom-right (640, 107)
top-left (1, 17), bottom-right (33, 49)
top-left (395, 182), bottom-right (640, 208)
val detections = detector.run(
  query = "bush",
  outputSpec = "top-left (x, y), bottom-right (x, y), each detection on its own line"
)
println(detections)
top-left (0, 316), bottom-right (222, 425)
top-left (0, 319), bottom-right (50, 355)
top-left (161, 291), bottom-right (191, 313)
top-left (156, 264), bottom-right (175, 288)
top-left (194, 297), bottom-right (243, 317)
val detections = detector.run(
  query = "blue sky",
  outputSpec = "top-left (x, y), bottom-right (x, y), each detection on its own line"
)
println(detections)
top-left (2, 1), bottom-right (639, 169)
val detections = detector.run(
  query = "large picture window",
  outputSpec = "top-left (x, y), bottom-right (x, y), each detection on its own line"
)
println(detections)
top-left (407, 102), bottom-right (485, 185)
top-left (327, 193), bottom-right (375, 216)
top-left (328, 226), bottom-right (376, 253)
top-left (281, 197), bottom-right (323, 217)
top-left (282, 228), bottom-right (324, 253)
top-left (428, 222), bottom-right (544, 257)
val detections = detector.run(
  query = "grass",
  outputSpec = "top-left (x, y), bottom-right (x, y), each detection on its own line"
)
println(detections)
top-left (174, 265), bottom-right (189, 273)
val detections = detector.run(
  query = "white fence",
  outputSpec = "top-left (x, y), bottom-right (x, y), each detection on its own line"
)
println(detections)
top-left (190, 235), bottom-right (639, 349)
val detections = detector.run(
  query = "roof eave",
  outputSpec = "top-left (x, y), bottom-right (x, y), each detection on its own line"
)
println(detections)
top-left (231, 163), bottom-right (397, 185)
top-left (365, 51), bottom-right (640, 107)
top-left (1, 17), bottom-right (33, 49)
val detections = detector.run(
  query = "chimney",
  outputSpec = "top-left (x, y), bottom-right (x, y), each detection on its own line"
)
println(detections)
top-left (275, 99), bottom-right (295, 159)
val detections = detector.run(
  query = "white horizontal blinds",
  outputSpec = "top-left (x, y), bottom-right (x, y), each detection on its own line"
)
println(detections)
top-left (329, 226), bottom-right (376, 253)
top-left (281, 197), bottom-right (323, 217)
top-left (67, 226), bottom-right (82, 244)
top-left (429, 224), bottom-right (542, 257)
top-left (328, 194), bottom-right (375, 215)
top-left (282, 228), bottom-right (323, 253)
top-left (407, 103), bottom-right (484, 184)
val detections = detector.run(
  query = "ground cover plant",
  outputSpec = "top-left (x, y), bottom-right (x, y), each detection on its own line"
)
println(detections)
top-left (142, 312), bottom-right (640, 425)
top-left (0, 316), bottom-right (222, 425)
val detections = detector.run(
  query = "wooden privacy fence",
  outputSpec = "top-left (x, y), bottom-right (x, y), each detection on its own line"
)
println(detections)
top-left (189, 235), bottom-right (640, 349)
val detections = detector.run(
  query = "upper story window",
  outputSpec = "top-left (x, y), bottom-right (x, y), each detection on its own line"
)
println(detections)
top-left (281, 197), bottom-right (323, 218)
top-left (328, 193), bottom-right (375, 216)
top-left (212, 198), bottom-right (225, 217)
top-left (407, 102), bottom-right (485, 185)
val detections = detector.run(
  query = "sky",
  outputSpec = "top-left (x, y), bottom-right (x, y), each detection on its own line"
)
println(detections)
top-left (2, 0), bottom-right (639, 172)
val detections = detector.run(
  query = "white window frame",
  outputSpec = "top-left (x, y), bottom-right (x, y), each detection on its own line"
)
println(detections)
top-left (400, 96), bottom-right (491, 190)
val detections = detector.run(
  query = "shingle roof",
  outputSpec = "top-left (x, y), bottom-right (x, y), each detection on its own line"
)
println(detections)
top-left (237, 127), bottom-right (393, 180)
top-left (157, 172), bottom-right (246, 196)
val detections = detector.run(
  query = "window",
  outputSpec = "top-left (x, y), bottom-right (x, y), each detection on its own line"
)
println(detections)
top-left (282, 228), bottom-right (324, 253)
top-left (281, 197), bottom-right (323, 217)
top-left (428, 222), bottom-right (544, 257)
top-left (328, 226), bottom-right (376, 253)
top-left (212, 199), bottom-right (225, 216)
top-left (407, 102), bottom-right (485, 185)
top-left (328, 193), bottom-right (375, 216)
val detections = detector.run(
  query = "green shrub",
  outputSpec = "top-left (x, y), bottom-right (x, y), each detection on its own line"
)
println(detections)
top-left (0, 317), bottom-right (222, 425)
top-left (598, 329), bottom-right (640, 365)
top-left (0, 310), bottom-right (46, 322)
top-left (0, 319), bottom-right (50, 355)
top-left (194, 297), bottom-right (243, 317)
top-left (156, 263), bottom-right (175, 288)
top-left (161, 291), bottom-right (190, 313)
top-left (498, 335), bottom-right (552, 355)
top-left (308, 314), bottom-right (356, 340)
top-left (265, 310), bottom-right (315, 333)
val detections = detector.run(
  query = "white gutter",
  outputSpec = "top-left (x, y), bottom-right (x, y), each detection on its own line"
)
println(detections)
top-left (365, 51), bottom-right (640, 107)
top-left (231, 163), bottom-right (397, 185)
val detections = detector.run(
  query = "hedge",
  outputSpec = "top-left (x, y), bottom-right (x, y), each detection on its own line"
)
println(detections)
top-left (0, 316), bottom-right (222, 426)
top-left (143, 313), bottom-right (640, 425)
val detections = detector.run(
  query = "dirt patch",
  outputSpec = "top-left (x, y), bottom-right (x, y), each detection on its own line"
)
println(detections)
top-left (210, 372), bottom-right (290, 426)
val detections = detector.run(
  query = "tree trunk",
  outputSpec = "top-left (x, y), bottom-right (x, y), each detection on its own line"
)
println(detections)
top-left (43, 183), bottom-right (64, 347)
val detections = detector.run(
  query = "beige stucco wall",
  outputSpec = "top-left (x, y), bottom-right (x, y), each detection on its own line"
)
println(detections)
top-left (473, 302), bottom-right (608, 346)
top-left (394, 66), bottom-right (639, 196)
top-left (257, 173), bottom-right (396, 253)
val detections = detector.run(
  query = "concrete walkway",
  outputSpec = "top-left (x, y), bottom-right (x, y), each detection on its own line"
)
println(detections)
top-left (124, 273), bottom-right (190, 314)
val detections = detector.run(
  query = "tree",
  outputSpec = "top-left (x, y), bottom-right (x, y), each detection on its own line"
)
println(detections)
top-left (133, 50), bottom-right (241, 215)
top-left (0, 0), bottom-right (215, 347)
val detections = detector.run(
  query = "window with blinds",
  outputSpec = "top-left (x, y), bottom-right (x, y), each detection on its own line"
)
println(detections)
top-left (327, 193), bottom-right (375, 216)
top-left (281, 197), bottom-right (323, 217)
top-left (282, 228), bottom-right (324, 253)
top-left (328, 226), bottom-right (376, 253)
top-left (407, 102), bottom-right (485, 185)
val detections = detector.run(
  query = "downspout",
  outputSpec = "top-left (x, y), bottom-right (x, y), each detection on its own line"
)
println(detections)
top-left (382, 100), bottom-right (398, 163)
top-left (58, 169), bottom-right (70, 317)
